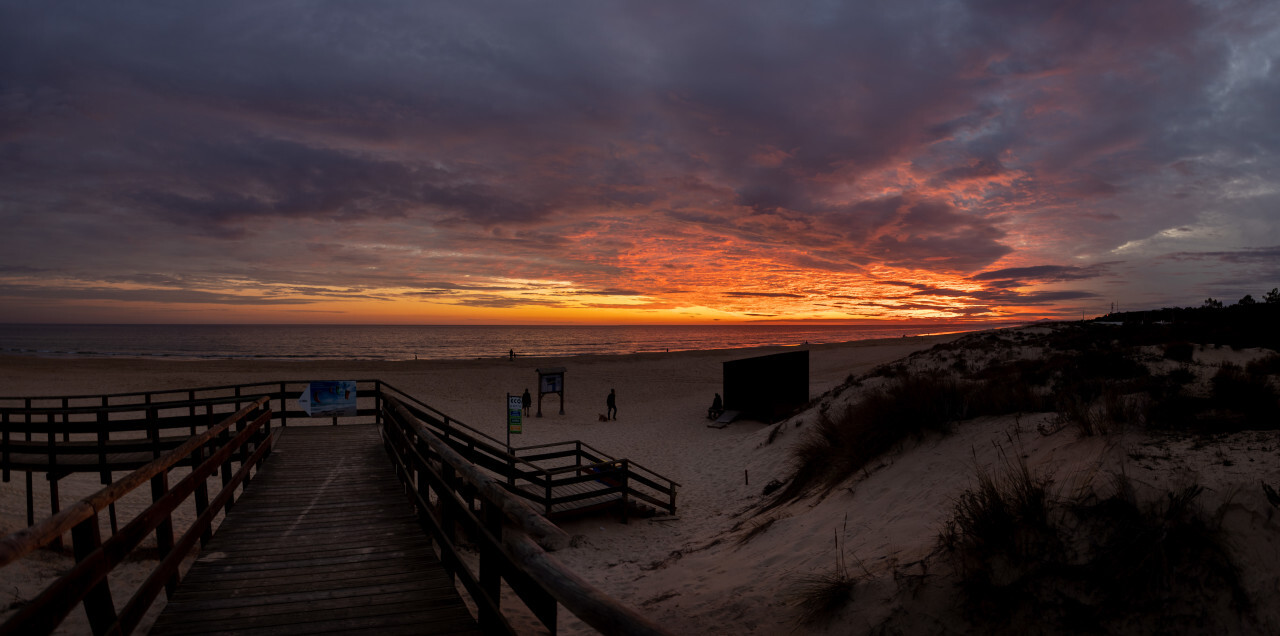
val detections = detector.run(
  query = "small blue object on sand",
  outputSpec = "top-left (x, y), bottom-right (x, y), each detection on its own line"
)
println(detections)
top-left (708, 410), bottom-right (740, 429)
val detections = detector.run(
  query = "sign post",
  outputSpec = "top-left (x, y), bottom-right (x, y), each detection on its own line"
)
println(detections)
top-left (507, 393), bottom-right (523, 452)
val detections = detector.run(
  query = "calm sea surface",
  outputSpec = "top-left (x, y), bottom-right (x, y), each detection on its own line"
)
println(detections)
top-left (0, 324), bottom-right (986, 361)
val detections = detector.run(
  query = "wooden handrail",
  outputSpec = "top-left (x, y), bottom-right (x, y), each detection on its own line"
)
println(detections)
top-left (0, 397), bottom-right (268, 568)
top-left (3, 379), bottom-right (678, 522)
top-left (0, 409), bottom-right (274, 636)
top-left (383, 397), bottom-right (671, 636)
top-left (0, 379), bottom-right (353, 403)
top-left (387, 397), bottom-right (569, 551)
top-left (504, 533), bottom-right (669, 636)
top-left (0, 393), bottom-right (274, 418)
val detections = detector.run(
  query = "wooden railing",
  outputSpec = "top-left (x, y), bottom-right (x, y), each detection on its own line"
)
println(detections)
top-left (380, 396), bottom-right (670, 636)
top-left (0, 398), bottom-right (274, 636)
top-left (3, 380), bottom-right (678, 526)
top-left (0, 382), bottom-right (678, 633)
top-left (512, 440), bottom-right (679, 520)
top-left (3, 380), bottom-right (679, 525)
top-left (379, 383), bottom-right (679, 520)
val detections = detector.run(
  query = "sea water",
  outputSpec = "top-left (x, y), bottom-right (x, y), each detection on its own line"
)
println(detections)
top-left (0, 323), bottom-right (985, 361)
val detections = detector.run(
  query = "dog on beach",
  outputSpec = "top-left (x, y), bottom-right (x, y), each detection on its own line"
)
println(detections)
top-left (598, 413), bottom-right (609, 422)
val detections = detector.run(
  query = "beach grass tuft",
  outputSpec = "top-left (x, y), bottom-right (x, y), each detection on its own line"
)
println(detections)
top-left (788, 517), bottom-right (859, 626)
top-left (941, 460), bottom-right (1248, 633)
top-left (789, 569), bottom-right (857, 626)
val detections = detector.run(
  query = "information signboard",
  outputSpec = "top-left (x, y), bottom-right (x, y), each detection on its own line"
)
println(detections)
top-left (297, 381), bottom-right (358, 417)
top-left (539, 372), bottom-right (563, 393)
top-left (507, 394), bottom-right (523, 434)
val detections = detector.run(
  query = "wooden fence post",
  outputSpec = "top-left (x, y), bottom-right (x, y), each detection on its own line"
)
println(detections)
top-left (45, 413), bottom-right (62, 551)
top-left (219, 422), bottom-right (235, 512)
top-left (480, 501), bottom-right (504, 620)
top-left (71, 514), bottom-right (117, 635)
top-left (620, 461), bottom-right (630, 525)
top-left (150, 467), bottom-right (178, 597)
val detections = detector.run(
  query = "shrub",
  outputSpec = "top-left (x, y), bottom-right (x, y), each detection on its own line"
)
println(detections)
top-left (941, 453), bottom-right (1059, 588)
top-left (1206, 363), bottom-right (1279, 429)
top-left (1163, 341), bottom-right (1195, 362)
top-left (968, 378), bottom-right (1053, 415)
top-left (1064, 348), bottom-right (1150, 382)
top-left (1246, 353), bottom-right (1280, 376)
top-left (770, 372), bottom-right (967, 506)
top-left (1068, 475), bottom-right (1248, 622)
top-left (942, 465), bottom-right (1248, 633)
top-left (1164, 366), bottom-right (1196, 386)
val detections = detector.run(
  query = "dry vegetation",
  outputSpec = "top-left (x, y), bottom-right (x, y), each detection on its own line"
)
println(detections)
top-left (940, 457), bottom-right (1247, 634)
top-left (776, 300), bottom-right (1280, 633)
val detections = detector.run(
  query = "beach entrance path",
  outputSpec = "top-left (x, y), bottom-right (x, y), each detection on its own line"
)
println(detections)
top-left (149, 424), bottom-right (479, 636)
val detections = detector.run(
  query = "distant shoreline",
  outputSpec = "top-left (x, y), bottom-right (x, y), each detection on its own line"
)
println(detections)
top-left (0, 322), bottom-right (1005, 363)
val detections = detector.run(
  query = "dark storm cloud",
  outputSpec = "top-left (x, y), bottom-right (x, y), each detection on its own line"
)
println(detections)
top-left (877, 279), bottom-right (1100, 307)
top-left (1, 1), bottom-right (1276, 320)
top-left (725, 292), bottom-right (806, 299)
top-left (971, 263), bottom-right (1117, 286)
top-left (0, 283), bottom-right (314, 305)
top-left (576, 289), bottom-right (646, 296)
top-left (1167, 246), bottom-right (1280, 263)
top-left (413, 282), bottom-right (526, 292)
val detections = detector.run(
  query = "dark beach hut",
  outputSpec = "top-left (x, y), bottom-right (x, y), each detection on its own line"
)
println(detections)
top-left (722, 349), bottom-right (809, 421)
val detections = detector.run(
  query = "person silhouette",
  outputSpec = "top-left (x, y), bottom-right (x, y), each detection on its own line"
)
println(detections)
top-left (521, 388), bottom-right (532, 417)
top-left (606, 389), bottom-right (617, 420)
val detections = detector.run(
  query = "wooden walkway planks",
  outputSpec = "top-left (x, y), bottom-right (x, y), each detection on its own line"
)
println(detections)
top-left (150, 424), bottom-right (479, 636)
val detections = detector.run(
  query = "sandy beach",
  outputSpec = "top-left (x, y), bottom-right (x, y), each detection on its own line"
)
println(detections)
top-left (0, 334), bottom-right (957, 633)
top-left (4, 326), bottom-right (1279, 634)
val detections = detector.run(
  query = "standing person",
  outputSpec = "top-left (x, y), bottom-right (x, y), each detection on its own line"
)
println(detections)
top-left (509, 348), bottom-right (515, 361)
top-left (522, 388), bottom-right (532, 417)
top-left (606, 388), bottom-right (617, 420)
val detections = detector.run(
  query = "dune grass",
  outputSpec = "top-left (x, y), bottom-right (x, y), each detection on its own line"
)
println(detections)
top-left (941, 459), bottom-right (1248, 633)
top-left (789, 569), bottom-right (857, 626)
top-left (787, 517), bottom-right (859, 626)
top-left (770, 371), bottom-right (968, 506)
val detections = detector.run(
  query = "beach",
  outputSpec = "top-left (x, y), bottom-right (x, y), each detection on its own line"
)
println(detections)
top-left (0, 334), bottom-right (958, 633)
top-left (4, 326), bottom-right (1279, 635)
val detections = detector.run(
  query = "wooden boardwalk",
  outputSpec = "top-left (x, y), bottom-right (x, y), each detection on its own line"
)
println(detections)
top-left (150, 425), bottom-right (479, 636)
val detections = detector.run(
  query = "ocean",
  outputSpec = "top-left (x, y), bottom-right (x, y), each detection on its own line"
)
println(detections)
top-left (0, 323), bottom-right (985, 361)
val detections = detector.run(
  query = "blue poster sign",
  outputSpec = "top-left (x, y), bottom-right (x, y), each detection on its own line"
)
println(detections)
top-left (298, 381), bottom-right (358, 417)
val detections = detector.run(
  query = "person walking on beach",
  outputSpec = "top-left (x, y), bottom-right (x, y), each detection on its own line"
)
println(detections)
top-left (521, 388), bottom-right (531, 417)
top-left (509, 348), bottom-right (515, 361)
top-left (606, 389), bottom-right (617, 420)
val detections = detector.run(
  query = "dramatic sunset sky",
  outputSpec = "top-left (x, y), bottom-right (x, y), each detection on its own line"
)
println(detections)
top-left (2, 1), bottom-right (1278, 324)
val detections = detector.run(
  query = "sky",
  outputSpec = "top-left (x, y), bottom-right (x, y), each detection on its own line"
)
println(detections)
top-left (2, 1), bottom-right (1278, 325)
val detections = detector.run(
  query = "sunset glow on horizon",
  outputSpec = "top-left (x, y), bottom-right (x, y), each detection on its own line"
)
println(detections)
top-left (3, 2), bottom-right (1278, 325)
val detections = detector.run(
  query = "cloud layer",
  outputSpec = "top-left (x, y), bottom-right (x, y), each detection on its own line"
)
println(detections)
top-left (2, 1), bottom-right (1278, 323)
